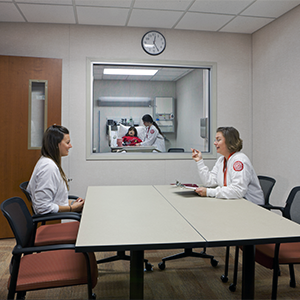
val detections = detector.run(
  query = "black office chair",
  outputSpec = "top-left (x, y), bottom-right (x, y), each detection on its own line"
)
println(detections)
top-left (225, 186), bottom-right (300, 299)
top-left (168, 148), bottom-right (184, 152)
top-left (1, 196), bottom-right (98, 300)
top-left (221, 176), bottom-right (277, 291)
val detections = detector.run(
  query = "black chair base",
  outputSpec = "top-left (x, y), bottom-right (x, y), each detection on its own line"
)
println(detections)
top-left (97, 250), bottom-right (153, 271)
top-left (158, 247), bottom-right (218, 270)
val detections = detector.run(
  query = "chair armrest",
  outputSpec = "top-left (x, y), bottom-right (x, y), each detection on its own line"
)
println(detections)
top-left (12, 243), bottom-right (76, 255)
top-left (32, 212), bottom-right (81, 223)
top-left (260, 204), bottom-right (284, 214)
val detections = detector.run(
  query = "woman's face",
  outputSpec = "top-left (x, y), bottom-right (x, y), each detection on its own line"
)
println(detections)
top-left (214, 132), bottom-right (229, 157)
top-left (58, 134), bottom-right (72, 157)
top-left (143, 121), bottom-right (151, 127)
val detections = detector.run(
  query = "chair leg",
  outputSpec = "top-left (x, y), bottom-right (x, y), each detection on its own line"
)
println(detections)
top-left (97, 251), bottom-right (152, 271)
top-left (158, 248), bottom-right (218, 270)
top-left (289, 264), bottom-right (296, 288)
top-left (221, 246), bottom-right (230, 283)
top-left (229, 246), bottom-right (239, 292)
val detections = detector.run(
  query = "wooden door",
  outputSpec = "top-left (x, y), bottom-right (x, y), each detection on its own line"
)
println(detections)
top-left (0, 56), bottom-right (62, 238)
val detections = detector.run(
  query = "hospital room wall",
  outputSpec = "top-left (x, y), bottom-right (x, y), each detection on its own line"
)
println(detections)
top-left (93, 80), bottom-right (177, 152)
top-left (252, 5), bottom-right (300, 207)
top-left (0, 22), bottom-right (252, 197)
top-left (176, 69), bottom-right (205, 152)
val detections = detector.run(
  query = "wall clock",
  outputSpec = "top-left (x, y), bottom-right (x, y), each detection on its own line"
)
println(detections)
top-left (141, 31), bottom-right (166, 55)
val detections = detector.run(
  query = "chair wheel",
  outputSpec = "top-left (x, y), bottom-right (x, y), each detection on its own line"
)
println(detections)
top-left (229, 283), bottom-right (236, 292)
top-left (220, 274), bottom-right (228, 283)
top-left (145, 262), bottom-right (153, 271)
top-left (211, 258), bottom-right (218, 267)
top-left (158, 261), bottom-right (165, 270)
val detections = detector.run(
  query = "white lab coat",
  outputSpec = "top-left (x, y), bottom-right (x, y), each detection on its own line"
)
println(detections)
top-left (27, 156), bottom-right (69, 214)
top-left (140, 125), bottom-right (166, 152)
top-left (196, 152), bottom-right (264, 205)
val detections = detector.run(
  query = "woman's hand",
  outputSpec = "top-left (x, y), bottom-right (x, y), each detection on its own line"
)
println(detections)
top-left (191, 148), bottom-right (203, 162)
top-left (195, 187), bottom-right (207, 197)
top-left (70, 198), bottom-right (85, 212)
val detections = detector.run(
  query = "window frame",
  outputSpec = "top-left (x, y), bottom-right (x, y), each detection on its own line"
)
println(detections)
top-left (86, 58), bottom-right (217, 161)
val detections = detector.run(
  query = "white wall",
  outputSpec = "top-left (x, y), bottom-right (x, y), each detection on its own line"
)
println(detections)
top-left (252, 5), bottom-right (300, 206)
top-left (0, 22), bottom-right (252, 197)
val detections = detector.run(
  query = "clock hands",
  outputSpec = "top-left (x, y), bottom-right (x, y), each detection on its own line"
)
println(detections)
top-left (153, 35), bottom-right (159, 52)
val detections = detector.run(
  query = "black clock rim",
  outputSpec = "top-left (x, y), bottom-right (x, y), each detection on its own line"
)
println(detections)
top-left (141, 30), bottom-right (166, 55)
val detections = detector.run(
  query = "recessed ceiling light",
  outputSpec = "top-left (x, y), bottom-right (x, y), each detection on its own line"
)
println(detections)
top-left (103, 68), bottom-right (158, 76)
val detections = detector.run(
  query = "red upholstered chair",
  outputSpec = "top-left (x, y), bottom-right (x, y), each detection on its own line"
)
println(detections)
top-left (19, 181), bottom-right (80, 247)
top-left (225, 186), bottom-right (300, 300)
top-left (1, 197), bottom-right (98, 300)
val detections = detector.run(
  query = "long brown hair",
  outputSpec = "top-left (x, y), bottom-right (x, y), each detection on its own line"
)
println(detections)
top-left (142, 114), bottom-right (164, 137)
top-left (41, 125), bottom-right (69, 190)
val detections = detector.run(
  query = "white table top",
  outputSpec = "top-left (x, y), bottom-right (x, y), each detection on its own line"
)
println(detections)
top-left (76, 185), bottom-right (205, 252)
top-left (76, 185), bottom-right (300, 252)
top-left (154, 185), bottom-right (300, 246)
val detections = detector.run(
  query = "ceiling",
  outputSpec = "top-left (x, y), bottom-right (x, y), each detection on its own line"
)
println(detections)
top-left (1, 0), bottom-right (300, 35)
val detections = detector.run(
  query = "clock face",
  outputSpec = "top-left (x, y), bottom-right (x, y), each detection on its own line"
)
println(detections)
top-left (142, 31), bottom-right (166, 55)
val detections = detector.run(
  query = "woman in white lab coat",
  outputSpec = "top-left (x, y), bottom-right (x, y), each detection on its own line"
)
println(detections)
top-left (136, 114), bottom-right (166, 152)
top-left (192, 126), bottom-right (264, 205)
top-left (27, 125), bottom-right (85, 214)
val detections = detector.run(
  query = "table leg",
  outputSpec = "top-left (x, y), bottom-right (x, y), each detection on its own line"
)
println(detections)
top-left (130, 250), bottom-right (144, 299)
top-left (242, 245), bottom-right (255, 299)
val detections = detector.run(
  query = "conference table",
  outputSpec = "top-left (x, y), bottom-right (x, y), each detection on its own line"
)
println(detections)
top-left (75, 185), bottom-right (300, 299)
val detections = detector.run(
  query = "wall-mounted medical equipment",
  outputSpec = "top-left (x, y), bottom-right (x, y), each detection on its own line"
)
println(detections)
top-left (154, 97), bottom-right (175, 133)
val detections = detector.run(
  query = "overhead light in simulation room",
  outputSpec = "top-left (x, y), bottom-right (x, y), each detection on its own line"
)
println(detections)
top-left (103, 68), bottom-right (158, 76)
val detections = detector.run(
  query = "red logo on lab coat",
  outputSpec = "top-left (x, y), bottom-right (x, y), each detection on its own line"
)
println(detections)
top-left (150, 129), bottom-right (155, 134)
top-left (233, 161), bottom-right (244, 171)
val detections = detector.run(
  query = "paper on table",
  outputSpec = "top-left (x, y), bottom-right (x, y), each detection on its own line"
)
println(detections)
top-left (175, 181), bottom-right (198, 190)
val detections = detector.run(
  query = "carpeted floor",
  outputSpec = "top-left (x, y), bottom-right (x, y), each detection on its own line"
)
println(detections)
top-left (1, 238), bottom-right (300, 299)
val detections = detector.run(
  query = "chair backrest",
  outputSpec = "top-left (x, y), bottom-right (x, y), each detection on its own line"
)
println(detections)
top-left (283, 186), bottom-right (300, 224)
top-left (168, 148), bottom-right (184, 152)
top-left (1, 197), bottom-right (34, 248)
top-left (19, 181), bottom-right (32, 202)
top-left (258, 175), bottom-right (276, 205)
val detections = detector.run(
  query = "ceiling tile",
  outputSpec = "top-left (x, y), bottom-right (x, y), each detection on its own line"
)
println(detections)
top-left (134, 0), bottom-right (193, 11)
top-left (75, 0), bottom-right (132, 8)
top-left (18, 3), bottom-right (75, 23)
top-left (176, 12), bottom-right (234, 31)
top-left (128, 9), bottom-right (183, 28)
top-left (0, 3), bottom-right (25, 22)
top-left (77, 6), bottom-right (129, 26)
top-left (241, 0), bottom-right (300, 18)
top-left (220, 15), bottom-right (274, 34)
top-left (190, 0), bottom-right (253, 14)
top-left (16, 0), bottom-right (72, 4)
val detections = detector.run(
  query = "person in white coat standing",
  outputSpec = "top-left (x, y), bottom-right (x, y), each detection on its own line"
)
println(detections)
top-left (192, 126), bottom-right (264, 205)
top-left (136, 114), bottom-right (166, 152)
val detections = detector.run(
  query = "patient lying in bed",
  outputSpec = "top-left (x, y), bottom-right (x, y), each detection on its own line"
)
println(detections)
top-left (122, 126), bottom-right (142, 146)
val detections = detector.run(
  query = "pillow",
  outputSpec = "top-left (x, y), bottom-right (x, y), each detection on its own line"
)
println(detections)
top-left (118, 123), bottom-right (146, 140)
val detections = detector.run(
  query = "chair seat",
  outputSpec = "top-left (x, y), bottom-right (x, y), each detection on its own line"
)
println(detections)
top-left (35, 221), bottom-right (79, 246)
top-left (9, 250), bottom-right (98, 292)
top-left (256, 243), bottom-right (300, 269)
